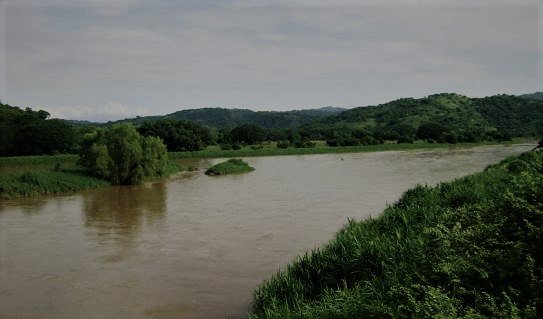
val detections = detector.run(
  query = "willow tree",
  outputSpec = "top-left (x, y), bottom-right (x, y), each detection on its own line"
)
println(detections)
top-left (78, 124), bottom-right (168, 185)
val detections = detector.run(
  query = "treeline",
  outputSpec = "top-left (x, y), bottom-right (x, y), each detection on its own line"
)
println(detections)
top-left (0, 103), bottom-right (76, 156)
top-left (303, 93), bottom-right (543, 146)
top-left (2, 93), bottom-right (542, 157)
top-left (114, 106), bottom-right (345, 129)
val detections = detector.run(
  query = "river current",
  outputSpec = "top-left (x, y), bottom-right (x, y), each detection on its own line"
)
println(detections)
top-left (0, 145), bottom-right (532, 318)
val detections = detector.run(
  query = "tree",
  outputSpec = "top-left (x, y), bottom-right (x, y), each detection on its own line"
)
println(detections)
top-left (417, 122), bottom-right (447, 141)
top-left (0, 103), bottom-right (74, 156)
top-left (138, 119), bottom-right (214, 152)
top-left (229, 124), bottom-right (266, 145)
top-left (79, 124), bottom-right (168, 185)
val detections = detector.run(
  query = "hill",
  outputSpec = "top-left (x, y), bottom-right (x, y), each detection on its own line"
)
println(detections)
top-left (520, 92), bottom-right (543, 101)
top-left (112, 107), bottom-right (345, 129)
top-left (302, 93), bottom-right (543, 143)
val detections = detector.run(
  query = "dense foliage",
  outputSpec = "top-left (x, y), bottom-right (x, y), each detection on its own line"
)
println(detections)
top-left (119, 107), bottom-right (345, 129)
top-left (78, 124), bottom-right (168, 185)
top-left (137, 119), bottom-right (214, 152)
top-left (0, 103), bottom-right (76, 156)
top-left (520, 92), bottom-right (543, 101)
top-left (251, 151), bottom-right (543, 318)
top-left (2, 93), bottom-right (543, 157)
top-left (302, 93), bottom-right (543, 146)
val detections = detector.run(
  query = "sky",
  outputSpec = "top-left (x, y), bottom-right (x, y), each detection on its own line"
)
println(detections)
top-left (0, 0), bottom-right (541, 122)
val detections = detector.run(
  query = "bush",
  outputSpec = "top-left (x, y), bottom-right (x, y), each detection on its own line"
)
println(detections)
top-left (397, 136), bottom-right (415, 144)
top-left (277, 141), bottom-right (290, 149)
top-left (78, 124), bottom-right (168, 185)
top-left (205, 158), bottom-right (254, 176)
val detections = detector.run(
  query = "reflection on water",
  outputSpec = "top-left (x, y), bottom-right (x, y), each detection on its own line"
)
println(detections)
top-left (0, 145), bottom-right (534, 319)
top-left (83, 182), bottom-right (166, 241)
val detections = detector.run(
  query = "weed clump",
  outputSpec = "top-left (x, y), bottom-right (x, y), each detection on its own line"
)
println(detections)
top-left (205, 159), bottom-right (254, 176)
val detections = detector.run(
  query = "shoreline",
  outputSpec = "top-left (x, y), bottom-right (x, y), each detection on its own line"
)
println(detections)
top-left (0, 140), bottom-right (536, 199)
top-left (170, 140), bottom-right (533, 159)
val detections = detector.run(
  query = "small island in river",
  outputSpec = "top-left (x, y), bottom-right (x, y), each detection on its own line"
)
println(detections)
top-left (205, 159), bottom-right (254, 176)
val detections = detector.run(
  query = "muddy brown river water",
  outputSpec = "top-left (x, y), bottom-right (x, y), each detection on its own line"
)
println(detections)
top-left (0, 145), bottom-right (533, 319)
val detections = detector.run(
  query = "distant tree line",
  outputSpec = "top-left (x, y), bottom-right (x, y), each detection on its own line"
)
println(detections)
top-left (0, 103), bottom-right (76, 156)
top-left (2, 93), bottom-right (543, 157)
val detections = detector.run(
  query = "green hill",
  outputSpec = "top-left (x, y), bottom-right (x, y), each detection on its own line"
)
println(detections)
top-left (520, 92), bottom-right (543, 101)
top-left (302, 93), bottom-right (543, 143)
top-left (112, 107), bottom-right (345, 129)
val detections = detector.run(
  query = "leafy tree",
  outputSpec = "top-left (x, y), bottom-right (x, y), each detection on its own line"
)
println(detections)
top-left (0, 103), bottom-right (75, 156)
top-left (417, 122), bottom-right (447, 141)
top-left (79, 124), bottom-right (168, 185)
top-left (229, 124), bottom-right (266, 145)
top-left (138, 119), bottom-right (214, 152)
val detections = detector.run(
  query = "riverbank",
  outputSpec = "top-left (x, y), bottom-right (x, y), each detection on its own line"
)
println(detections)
top-left (170, 139), bottom-right (532, 159)
top-left (0, 160), bottom-right (179, 199)
top-left (250, 150), bottom-right (543, 318)
top-left (0, 170), bottom-right (110, 199)
top-left (0, 140), bottom-right (534, 199)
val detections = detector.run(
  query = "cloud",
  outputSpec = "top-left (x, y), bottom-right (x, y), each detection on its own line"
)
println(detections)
top-left (1, 0), bottom-right (145, 17)
top-left (42, 101), bottom-right (152, 122)
top-left (2, 1), bottom-right (539, 120)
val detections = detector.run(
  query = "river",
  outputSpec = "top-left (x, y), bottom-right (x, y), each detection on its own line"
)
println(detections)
top-left (0, 144), bottom-right (532, 319)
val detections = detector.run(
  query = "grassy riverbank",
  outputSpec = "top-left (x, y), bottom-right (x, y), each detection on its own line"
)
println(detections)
top-left (0, 157), bottom-right (180, 199)
top-left (250, 150), bottom-right (543, 318)
top-left (0, 170), bottom-right (110, 199)
top-left (170, 139), bottom-right (530, 159)
top-left (205, 159), bottom-right (254, 176)
top-left (0, 140), bottom-right (533, 199)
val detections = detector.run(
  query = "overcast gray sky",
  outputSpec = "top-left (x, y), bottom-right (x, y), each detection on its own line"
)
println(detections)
top-left (0, 0), bottom-right (541, 122)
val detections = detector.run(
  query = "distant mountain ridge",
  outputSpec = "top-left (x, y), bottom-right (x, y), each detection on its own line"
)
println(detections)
top-left (520, 92), bottom-right (543, 101)
top-left (113, 106), bottom-right (346, 129)
top-left (303, 93), bottom-right (543, 139)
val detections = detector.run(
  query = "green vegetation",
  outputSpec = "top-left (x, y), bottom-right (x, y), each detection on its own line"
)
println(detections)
top-left (171, 140), bottom-right (525, 159)
top-left (0, 102), bottom-right (76, 156)
top-left (303, 93), bottom-right (543, 146)
top-left (3, 93), bottom-right (542, 159)
top-left (521, 92), bottom-right (543, 101)
top-left (205, 159), bottom-right (254, 176)
top-left (0, 154), bottom-right (78, 166)
top-left (0, 170), bottom-right (109, 199)
top-left (250, 151), bottom-right (543, 318)
top-left (138, 119), bottom-right (215, 151)
top-left (114, 107), bottom-right (345, 129)
top-left (78, 124), bottom-right (169, 185)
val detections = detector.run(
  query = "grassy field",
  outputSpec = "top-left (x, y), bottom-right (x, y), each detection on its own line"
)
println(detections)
top-left (250, 150), bottom-right (543, 318)
top-left (205, 158), bottom-right (255, 176)
top-left (170, 139), bottom-right (532, 159)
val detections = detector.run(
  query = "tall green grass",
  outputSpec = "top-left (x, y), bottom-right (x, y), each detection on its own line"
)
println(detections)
top-left (250, 151), bottom-right (543, 318)
top-left (0, 154), bottom-right (180, 199)
top-left (0, 154), bottom-right (78, 166)
top-left (0, 170), bottom-right (110, 199)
